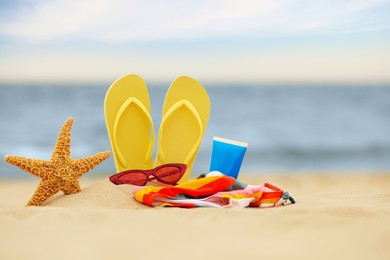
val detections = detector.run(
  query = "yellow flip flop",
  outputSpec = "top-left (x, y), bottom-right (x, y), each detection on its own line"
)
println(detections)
top-left (154, 76), bottom-right (210, 183)
top-left (104, 74), bottom-right (154, 173)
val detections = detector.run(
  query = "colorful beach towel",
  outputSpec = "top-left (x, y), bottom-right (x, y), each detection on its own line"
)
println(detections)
top-left (133, 172), bottom-right (295, 208)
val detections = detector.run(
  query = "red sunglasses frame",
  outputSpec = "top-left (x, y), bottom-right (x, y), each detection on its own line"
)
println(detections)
top-left (109, 163), bottom-right (187, 186)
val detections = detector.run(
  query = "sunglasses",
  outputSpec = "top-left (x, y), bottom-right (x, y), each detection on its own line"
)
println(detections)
top-left (109, 163), bottom-right (187, 186)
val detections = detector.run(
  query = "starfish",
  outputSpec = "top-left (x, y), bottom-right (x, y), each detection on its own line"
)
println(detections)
top-left (4, 117), bottom-right (111, 206)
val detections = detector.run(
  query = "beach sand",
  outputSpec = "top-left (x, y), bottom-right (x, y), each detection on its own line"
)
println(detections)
top-left (0, 173), bottom-right (389, 260)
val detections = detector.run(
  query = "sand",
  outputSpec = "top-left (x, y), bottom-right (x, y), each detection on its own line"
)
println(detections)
top-left (0, 173), bottom-right (389, 260)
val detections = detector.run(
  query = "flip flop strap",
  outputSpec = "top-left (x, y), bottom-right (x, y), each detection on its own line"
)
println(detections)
top-left (113, 97), bottom-right (154, 168)
top-left (158, 99), bottom-right (203, 165)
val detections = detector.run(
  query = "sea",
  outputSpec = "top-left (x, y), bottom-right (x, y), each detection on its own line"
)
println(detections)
top-left (1, 84), bottom-right (389, 179)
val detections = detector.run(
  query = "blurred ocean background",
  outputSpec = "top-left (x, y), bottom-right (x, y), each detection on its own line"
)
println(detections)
top-left (0, 84), bottom-right (389, 179)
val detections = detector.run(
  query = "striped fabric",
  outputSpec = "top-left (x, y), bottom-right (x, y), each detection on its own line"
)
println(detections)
top-left (133, 172), bottom-right (289, 208)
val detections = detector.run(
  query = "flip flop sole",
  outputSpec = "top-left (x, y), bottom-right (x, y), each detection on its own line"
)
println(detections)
top-left (104, 74), bottom-right (154, 172)
top-left (154, 76), bottom-right (210, 183)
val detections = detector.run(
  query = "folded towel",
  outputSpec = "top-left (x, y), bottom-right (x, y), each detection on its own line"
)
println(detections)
top-left (133, 172), bottom-right (293, 208)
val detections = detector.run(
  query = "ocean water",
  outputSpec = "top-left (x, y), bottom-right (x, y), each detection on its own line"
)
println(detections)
top-left (0, 84), bottom-right (389, 179)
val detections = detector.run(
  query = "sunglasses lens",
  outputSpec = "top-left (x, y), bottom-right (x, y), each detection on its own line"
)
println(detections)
top-left (118, 172), bottom-right (147, 186)
top-left (155, 166), bottom-right (183, 183)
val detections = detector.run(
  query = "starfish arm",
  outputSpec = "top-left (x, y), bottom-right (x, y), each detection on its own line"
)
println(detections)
top-left (71, 150), bottom-right (111, 177)
top-left (62, 180), bottom-right (81, 195)
top-left (26, 180), bottom-right (59, 206)
top-left (4, 155), bottom-right (50, 179)
top-left (51, 117), bottom-right (73, 160)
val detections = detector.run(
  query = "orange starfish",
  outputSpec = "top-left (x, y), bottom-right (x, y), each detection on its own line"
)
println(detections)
top-left (4, 117), bottom-right (111, 206)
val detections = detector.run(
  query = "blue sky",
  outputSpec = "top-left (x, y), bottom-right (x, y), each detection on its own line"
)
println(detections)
top-left (0, 0), bottom-right (389, 84)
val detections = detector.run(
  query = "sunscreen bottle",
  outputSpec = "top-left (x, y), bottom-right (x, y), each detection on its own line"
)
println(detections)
top-left (209, 136), bottom-right (248, 179)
